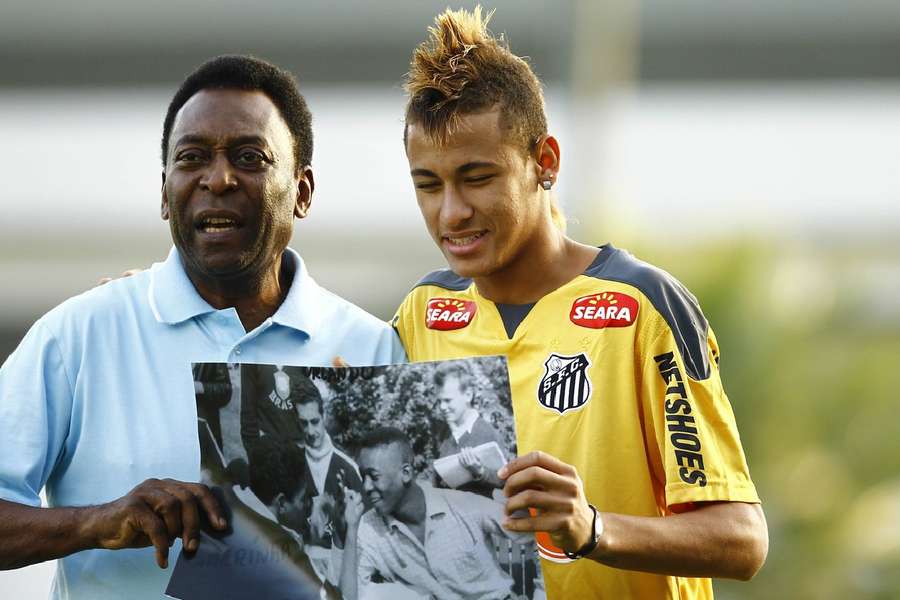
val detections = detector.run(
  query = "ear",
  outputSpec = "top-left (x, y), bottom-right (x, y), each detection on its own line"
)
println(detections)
top-left (400, 463), bottom-right (414, 485)
top-left (273, 492), bottom-right (289, 514)
top-left (533, 134), bottom-right (561, 184)
top-left (160, 171), bottom-right (170, 221)
top-left (294, 165), bottom-right (315, 219)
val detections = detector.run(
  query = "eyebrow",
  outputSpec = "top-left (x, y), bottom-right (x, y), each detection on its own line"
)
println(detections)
top-left (172, 134), bottom-right (270, 148)
top-left (410, 161), bottom-right (499, 178)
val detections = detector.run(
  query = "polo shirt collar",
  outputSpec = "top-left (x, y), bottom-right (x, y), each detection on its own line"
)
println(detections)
top-left (270, 247), bottom-right (321, 338)
top-left (148, 246), bottom-right (320, 338)
top-left (148, 247), bottom-right (218, 325)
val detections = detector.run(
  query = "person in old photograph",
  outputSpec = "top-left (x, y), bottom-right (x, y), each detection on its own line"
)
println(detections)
top-left (241, 364), bottom-right (307, 453)
top-left (339, 427), bottom-right (523, 600)
top-left (195, 362), bottom-right (250, 487)
top-left (293, 373), bottom-right (364, 587)
top-left (433, 362), bottom-right (505, 497)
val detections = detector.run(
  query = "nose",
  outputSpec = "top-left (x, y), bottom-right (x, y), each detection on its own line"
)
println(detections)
top-left (200, 153), bottom-right (238, 195)
top-left (439, 184), bottom-right (474, 230)
top-left (362, 476), bottom-right (374, 493)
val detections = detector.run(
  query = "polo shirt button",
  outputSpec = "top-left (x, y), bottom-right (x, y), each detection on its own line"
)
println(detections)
top-left (234, 346), bottom-right (242, 355)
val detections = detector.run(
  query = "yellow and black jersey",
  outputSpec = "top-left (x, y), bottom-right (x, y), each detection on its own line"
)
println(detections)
top-left (392, 244), bottom-right (759, 600)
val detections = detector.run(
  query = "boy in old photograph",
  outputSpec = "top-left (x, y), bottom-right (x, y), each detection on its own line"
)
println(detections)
top-left (433, 362), bottom-right (505, 497)
top-left (339, 427), bottom-right (522, 600)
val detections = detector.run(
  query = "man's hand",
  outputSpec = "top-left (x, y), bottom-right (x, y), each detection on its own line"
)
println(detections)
top-left (458, 446), bottom-right (487, 481)
top-left (343, 488), bottom-right (365, 532)
top-left (97, 268), bottom-right (143, 286)
top-left (88, 478), bottom-right (227, 569)
top-left (499, 451), bottom-right (596, 554)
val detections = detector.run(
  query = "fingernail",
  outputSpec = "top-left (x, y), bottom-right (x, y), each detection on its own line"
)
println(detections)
top-left (498, 466), bottom-right (507, 479)
top-left (217, 517), bottom-right (226, 528)
top-left (188, 538), bottom-right (198, 552)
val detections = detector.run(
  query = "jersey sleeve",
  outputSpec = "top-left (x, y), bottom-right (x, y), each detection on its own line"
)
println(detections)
top-left (0, 320), bottom-right (74, 506)
top-left (641, 319), bottom-right (759, 508)
top-left (391, 293), bottom-right (417, 361)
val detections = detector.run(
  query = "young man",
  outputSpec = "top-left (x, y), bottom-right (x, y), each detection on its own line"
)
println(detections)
top-left (340, 427), bottom-right (521, 600)
top-left (392, 8), bottom-right (768, 599)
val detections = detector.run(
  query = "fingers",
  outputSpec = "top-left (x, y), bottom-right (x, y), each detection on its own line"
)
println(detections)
top-left (498, 451), bottom-right (576, 480)
top-left (502, 465), bottom-right (574, 499)
top-left (121, 269), bottom-right (142, 278)
top-left (163, 485), bottom-right (201, 552)
top-left (182, 482), bottom-right (227, 530)
top-left (97, 277), bottom-right (112, 286)
top-left (504, 489), bottom-right (575, 516)
top-left (135, 508), bottom-right (171, 569)
top-left (502, 512), bottom-right (569, 534)
top-left (332, 356), bottom-right (349, 368)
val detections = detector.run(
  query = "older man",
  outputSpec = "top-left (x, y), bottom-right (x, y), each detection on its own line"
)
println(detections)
top-left (0, 55), bottom-right (403, 600)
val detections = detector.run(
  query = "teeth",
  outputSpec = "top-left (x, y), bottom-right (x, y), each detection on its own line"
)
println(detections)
top-left (447, 232), bottom-right (484, 245)
top-left (199, 217), bottom-right (238, 232)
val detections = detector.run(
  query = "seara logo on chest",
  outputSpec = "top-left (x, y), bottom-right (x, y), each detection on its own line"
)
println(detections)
top-left (425, 298), bottom-right (477, 331)
top-left (537, 353), bottom-right (593, 414)
top-left (569, 292), bottom-right (638, 329)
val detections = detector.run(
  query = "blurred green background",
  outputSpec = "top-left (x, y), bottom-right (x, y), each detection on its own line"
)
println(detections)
top-left (2, 1), bottom-right (899, 597)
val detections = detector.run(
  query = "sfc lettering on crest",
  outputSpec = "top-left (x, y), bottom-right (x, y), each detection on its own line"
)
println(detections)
top-left (537, 353), bottom-right (593, 414)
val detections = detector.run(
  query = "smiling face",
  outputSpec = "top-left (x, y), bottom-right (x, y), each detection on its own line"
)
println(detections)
top-left (162, 88), bottom-right (311, 283)
top-left (407, 108), bottom-right (551, 280)
top-left (358, 443), bottom-right (412, 518)
top-left (438, 376), bottom-right (471, 426)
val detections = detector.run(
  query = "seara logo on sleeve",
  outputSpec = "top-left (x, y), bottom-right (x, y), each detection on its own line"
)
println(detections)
top-left (425, 298), bottom-right (477, 331)
top-left (570, 292), bottom-right (638, 329)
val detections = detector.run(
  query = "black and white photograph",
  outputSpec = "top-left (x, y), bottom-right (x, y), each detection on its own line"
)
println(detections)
top-left (166, 357), bottom-right (546, 600)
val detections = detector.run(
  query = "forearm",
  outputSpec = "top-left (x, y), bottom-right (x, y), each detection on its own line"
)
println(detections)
top-left (338, 524), bottom-right (359, 600)
top-left (0, 499), bottom-right (100, 570)
top-left (589, 502), bottom-right (768, 581)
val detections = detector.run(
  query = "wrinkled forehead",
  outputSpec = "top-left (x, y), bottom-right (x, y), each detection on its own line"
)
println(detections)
top-left (170, 88), bottom-right (292, 150)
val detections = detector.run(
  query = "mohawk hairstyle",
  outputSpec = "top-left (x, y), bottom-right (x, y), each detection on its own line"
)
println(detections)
top-left (404, 6), bottom-right (547, 151)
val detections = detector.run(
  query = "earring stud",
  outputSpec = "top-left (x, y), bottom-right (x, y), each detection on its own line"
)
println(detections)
top-left (541, 180), bottom-right (552, 190)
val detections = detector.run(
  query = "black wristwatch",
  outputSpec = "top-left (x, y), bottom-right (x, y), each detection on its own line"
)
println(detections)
top-left (564, 504), bottom-right (602, 560)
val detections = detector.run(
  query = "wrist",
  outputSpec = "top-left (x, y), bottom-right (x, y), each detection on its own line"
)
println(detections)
top-left (564, 504), bottom-right (602, 561)
top-left (78, 504), bottom-right (112, 550)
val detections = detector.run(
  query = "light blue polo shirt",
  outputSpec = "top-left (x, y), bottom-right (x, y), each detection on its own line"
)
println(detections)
top-left (0, 246), bottom-right (405, 600)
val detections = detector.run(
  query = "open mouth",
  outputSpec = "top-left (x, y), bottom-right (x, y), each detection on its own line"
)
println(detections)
top-left (444, 231), bottom-right (487, 246)
top-left (195, 213), bottom-right (243, 234)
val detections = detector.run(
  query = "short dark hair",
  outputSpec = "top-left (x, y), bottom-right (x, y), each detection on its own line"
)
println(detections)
top-left (161, 54), bottom-right (313, 169)
top-left (359, 426), bottom-right (413, 464)
top-left (248, 435), bottom-right (307, 505)
top-left (292, 373), bottom-right (324, 415)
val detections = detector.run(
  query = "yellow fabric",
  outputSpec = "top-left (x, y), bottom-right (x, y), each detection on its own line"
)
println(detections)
top-left (392, 255), bottom-right (759, 600)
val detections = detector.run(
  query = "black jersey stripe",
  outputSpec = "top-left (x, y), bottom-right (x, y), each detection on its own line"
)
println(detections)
top-left (585, 245), bottom-right (711, 381)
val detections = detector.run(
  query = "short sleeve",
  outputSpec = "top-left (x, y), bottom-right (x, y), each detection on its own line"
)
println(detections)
top-left (641, 321), bottom-right (759, 508)
top-left (0, 320), bottom-right (74, 506)
top-left (356, 519), bottom-right (392, 590)
top-left (391, 294), bottom-right (416, 362)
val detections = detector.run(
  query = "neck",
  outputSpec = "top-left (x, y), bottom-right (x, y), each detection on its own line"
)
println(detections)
top-left (186, 252), bottom-right (293, 332)
top-left (392, 483), bottom-right (426, 527)
top-left (473, 220), bottom-right (599, 304)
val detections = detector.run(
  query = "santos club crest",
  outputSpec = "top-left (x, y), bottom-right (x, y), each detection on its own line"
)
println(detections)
top-left (537, 353), bottom-right (593, 414)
